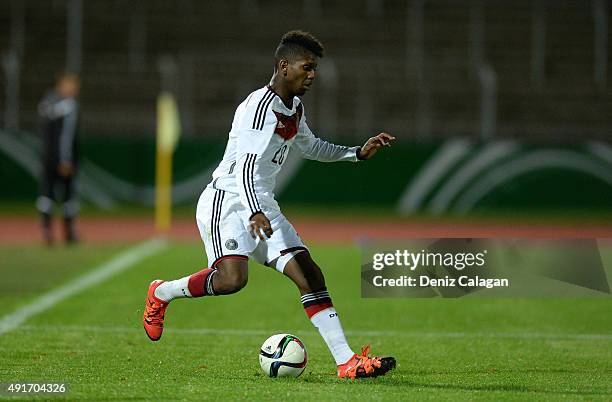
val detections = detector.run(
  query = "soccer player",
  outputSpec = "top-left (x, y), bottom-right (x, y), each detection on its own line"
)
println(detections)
top-left (143, 31), bottom-right (396, 379)
top-left (36, 73), bottom-right (81, 245)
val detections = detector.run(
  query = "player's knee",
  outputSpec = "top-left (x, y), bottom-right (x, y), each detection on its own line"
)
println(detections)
top-left (285, 252), bottom-right (326, 293)
top-left (301, 275), bottom-right (325, 294)
top-left (222, 268), bottom-right (248, 293)
top-left (215, 259), bottom-right (248, 294)
top-left (231, 270), bottom-right (248, 291)
top-left (301, 255), bottom-right (325, 282)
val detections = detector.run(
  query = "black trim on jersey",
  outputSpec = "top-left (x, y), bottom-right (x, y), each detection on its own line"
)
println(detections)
top-left (248, 154), bottom-right (261, 211)
top-left (216, 191), bottom-right (225, 259)
top-left (251, 90), bottom-right (268, 129)
top-left (257, 90), bottom-right (275, 131)
top-left (266, 85), bottom-right (281, 98)
top-left (211, 254), bottom-right (249, 269)
top-left (242, 154), bottom-right (256, 213)
top-left (210, 191), bottom-right (219, 258)
top-left (217, 190), bottom-right (225, 257)
top-left (249, 211), bottom-right (263, 220)
top-left (262, 92), bottom-right (276, 129)
top-left (280, 246), bottom-right (308, 256)
top-left (267, 84), bottom-right (300, 112)
top-left (211, 190), bottom-right (225, 260)
top-left (252, 89), bottom-right (274, 130)
top-left (242, 153), bottom-right (261, 214)
top-left (228, 161), bottom-right (236, 175)
top-left (211, 191), bottom-right (219, 259)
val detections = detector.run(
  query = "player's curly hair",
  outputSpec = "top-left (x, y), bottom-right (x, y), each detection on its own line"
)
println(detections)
top-left (274, 30), bottom-right (324, 65)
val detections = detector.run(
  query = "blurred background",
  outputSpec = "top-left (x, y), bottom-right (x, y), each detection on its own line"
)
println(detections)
top-left (0, 0), bottom-right (610, 221)
top-left (1, 3), bottom-right (611, 398)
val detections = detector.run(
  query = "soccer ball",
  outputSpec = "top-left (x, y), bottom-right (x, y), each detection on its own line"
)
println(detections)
top-left (259, 333), bottom-right (308, 378)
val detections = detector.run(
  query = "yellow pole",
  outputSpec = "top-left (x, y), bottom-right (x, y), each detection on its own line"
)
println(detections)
top-left (155, 147), bottom-right (172, 232)
top-left (155, 91), bottom-right (180, 233)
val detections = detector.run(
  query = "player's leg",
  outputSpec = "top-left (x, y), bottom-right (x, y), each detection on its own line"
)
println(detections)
top-left (263, 216), bottom-right (356, 367)
top-left (281, 251), bottom-right (354, 363)
top-left (36, 165), bottom-right (56, 246)
top-left (262, 215), bottom-right (357, 368)
top-left (143, 188), bottom-right (253, 341)
top-left (281, 252), bottom-right (396, 378)
top-left (154, 188), bottom-right (251, 301)
top-left (60, 173), bottom-right (78, 243)
top-left (154, 257), bottom-right (249, 302)
top-left (143, 257), bottom-right (249, 341)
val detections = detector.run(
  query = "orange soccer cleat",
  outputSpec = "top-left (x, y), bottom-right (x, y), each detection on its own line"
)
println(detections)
top-left (143, 280), bottom-right (169, 341)
top-left (337, 345), bottom-right (396, 379)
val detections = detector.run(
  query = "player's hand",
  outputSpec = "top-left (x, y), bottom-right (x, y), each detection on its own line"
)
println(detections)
top-left (249, 212), bottom-right (273, 241)
top-left (357, 133), bottom-right (396, 160)
top-left (58, 163), bottom-right (74, 177)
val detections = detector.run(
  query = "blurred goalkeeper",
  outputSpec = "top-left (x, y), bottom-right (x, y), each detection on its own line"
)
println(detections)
top-left (37, 73), bottom-right (80, 245)
top-left (143, 31), bottom-right (396, 379)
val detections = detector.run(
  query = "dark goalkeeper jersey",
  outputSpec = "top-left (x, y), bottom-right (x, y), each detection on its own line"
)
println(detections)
top-left (38, 91), bottom-right (79, 167)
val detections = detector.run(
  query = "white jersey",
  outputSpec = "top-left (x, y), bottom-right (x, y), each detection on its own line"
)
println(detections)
top-left (207, 86), bottom-right (360, 218)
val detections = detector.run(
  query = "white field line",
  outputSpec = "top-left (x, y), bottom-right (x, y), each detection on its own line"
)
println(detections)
top-left (13, 324), bottom-right (612, 342)
top-left (0, 238), bottom-right (168, 336)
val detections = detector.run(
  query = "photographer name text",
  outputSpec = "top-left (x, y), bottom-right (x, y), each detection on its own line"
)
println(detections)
top-left (370, 249), bottom-right (509, 289)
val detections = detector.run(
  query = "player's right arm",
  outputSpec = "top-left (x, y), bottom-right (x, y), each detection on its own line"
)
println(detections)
top-left (234, 92), bottom-right (276, 240)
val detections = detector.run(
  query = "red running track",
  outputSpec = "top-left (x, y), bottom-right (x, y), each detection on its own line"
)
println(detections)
top-left (0, 217), bottom-right (610, 245)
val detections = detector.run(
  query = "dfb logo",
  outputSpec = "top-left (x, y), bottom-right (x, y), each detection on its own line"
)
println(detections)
top-left (225, 239), bottom-right (238, 250)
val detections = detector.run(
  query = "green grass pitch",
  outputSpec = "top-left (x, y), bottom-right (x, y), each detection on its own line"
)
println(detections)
top-left (1, 242), bottom-right (611, 401)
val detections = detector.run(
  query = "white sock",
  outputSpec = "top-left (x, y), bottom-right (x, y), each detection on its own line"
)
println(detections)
top-left (154, 276), bottom-right (191, 302)
top-left (310, 307), bottom-right (355, 365)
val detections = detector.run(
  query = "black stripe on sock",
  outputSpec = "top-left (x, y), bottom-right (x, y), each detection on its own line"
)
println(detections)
top-left (300, 287), bottom-right (332, 307)
top-left (300, 292), bottom-right (330, 303)
top-left (206, 269), bottom-right (217, 296)
top-left (302, 297), bottom-right (333, 308)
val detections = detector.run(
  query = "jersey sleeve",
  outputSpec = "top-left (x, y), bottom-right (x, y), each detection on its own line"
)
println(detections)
top-left (294, 111), bottom-right (360, 163)
top-left (234, 94), bottom-right (277, 218)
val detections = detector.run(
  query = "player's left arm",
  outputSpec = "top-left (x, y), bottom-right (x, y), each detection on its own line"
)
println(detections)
top-left (295, 120), bottom-right (359, 162)
top-left (295, 115), bottom-right (395, 162)
top-left (355, 132), bottom-right (396, 160)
